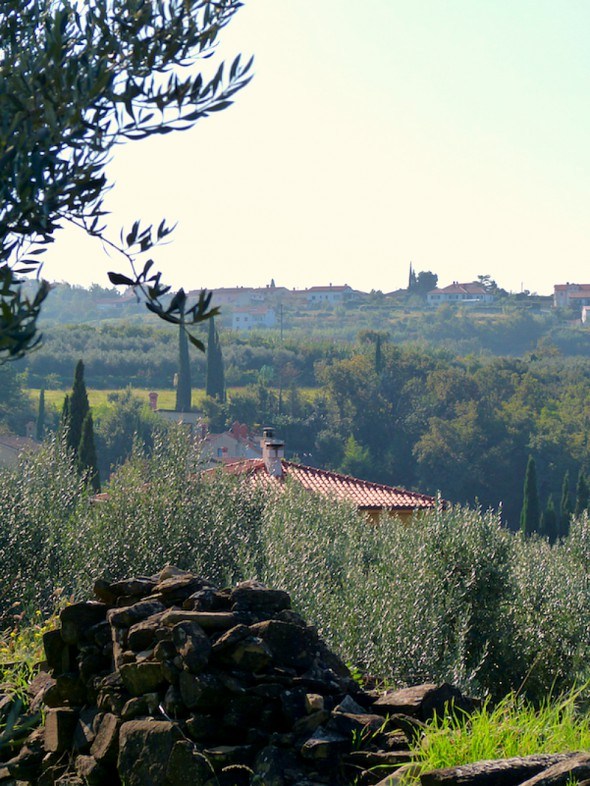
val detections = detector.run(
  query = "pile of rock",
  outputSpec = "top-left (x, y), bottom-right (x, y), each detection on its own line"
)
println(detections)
top-left (1, 567), bottom-right (471, 786)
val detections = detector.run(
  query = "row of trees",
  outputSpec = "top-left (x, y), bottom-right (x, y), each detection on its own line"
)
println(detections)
top-left (176, 316), bottom-right (225, 411)
top-left (520, 458), bottom-right (590, 540)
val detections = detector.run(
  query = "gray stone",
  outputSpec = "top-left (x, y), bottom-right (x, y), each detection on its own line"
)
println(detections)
top-left (43, 629), bottom-right (74, 675)
top-left (117, 720), bottom-right (183, 786)
top-left (44, 708), bottom-right (78, 753)
top-left (75, 754), bottom-right (107, 786)
top-left (120, 661), bottom-right (166, 696)
top-left (300, 728), bottom-right (349, 761)
top-left (160, 609), bottom-right (238, 630)
top-left (178, 670), bottom-right (223, 711)
top-left (165, 740), bottom-right (213, 785)
top-left (250, 619), bottom-right (317, 670)
top-left (107, 576), bottom-right (156, 601)
top-left (420, 753), bottom-right (580, 786)
top-left (518, 753), bottom-right (590, 785)
top-left (230, 581), bottom-right (291, 616)
top-left (253, 745), bottom-right (300, 786)
top-left (373, 682), bottom-right (473, 722)
top-left (127, 613), bottom-right (166, 652)
top-left (171, 621), bottom-right (211, 674)
top-left (60, 602), bottom-right (108, 646)
top-left (211, 624), bottom-right (272, 672)
top-left (90, 712), bottom-right (120, 764)
top-left (43, 674), bottom-right (87, 708)
top-left (183, 588), bottom-right (231, 612)
top-left (202, 744), bottom-right (255, 770)
top-left (107, 600), bottom-right (165, 629)
top-left (158, 565), bottom-right (192, 582)
top-left (153, 575), bottom-right (213, 607)
top-left (329, 709), bottom-right (389, 737)
top-left (72, 707), bottom-right (100, 751)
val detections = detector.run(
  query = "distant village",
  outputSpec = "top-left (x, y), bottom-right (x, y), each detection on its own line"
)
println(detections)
top-left (64, 276), bottom-right (590, 331)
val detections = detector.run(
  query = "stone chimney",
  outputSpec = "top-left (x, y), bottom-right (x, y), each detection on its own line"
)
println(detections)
top-left (261, 427), bottom-right (284, 477)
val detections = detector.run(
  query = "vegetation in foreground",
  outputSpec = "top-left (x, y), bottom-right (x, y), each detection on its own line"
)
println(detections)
top-left (4, 430), bottom-right (590, 775)
top-left (2, 430), bottom-right (590, 706)
top-left (410, 688), bottom-right (590, 779)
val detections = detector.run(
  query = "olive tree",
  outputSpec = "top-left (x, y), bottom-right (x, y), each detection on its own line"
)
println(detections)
top-left (0, 0), bottom-right (252, 359)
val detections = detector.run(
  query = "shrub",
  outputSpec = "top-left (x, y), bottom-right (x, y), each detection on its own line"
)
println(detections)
top-left (5, 435), bottom-right (590, 702)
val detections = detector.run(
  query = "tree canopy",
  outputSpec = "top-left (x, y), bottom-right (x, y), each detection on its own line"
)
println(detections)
top-left (0, 0), bottom-right (252, 360)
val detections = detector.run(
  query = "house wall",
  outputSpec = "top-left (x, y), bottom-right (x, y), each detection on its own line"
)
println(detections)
top-left (364, 509), bottom-right (418, 524)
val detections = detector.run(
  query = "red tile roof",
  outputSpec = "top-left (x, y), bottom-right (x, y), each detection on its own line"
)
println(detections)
top-left (213, 459), bottom-right (437, 511)
top-left (429, 282), bottom-right (487, 296)
top-left (307, 285), bottom-right (352, 293)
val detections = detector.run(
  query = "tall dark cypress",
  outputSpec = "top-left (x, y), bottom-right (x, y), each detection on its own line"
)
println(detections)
top-left (560, 471), bottom-right (572, 538)
top-left (175, 323), bottom-right (192, 412)
top-left (36, 388), bottom-right (45, 441)
top-left (78, 411), bottom-right (100, 492)
top-left (540, 494), bottom-right (557, 542)
top-left (67, 359), bottom-right (90, 454)
top-left (574, 469), bottom-right (589, 518)
top-left (206, 317), bottom-right (225, 401)
top-left (375, 334), bottom-right (383, 375)
top-left (520, 455), bottom-right (540, 536)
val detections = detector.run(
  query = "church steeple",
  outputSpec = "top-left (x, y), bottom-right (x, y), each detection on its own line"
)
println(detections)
top-left (408, 262), bottom-right (417, 291)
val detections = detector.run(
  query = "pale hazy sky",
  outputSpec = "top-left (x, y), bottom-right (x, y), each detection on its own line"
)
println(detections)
top-left (44, 1), bottom-right (590, 296)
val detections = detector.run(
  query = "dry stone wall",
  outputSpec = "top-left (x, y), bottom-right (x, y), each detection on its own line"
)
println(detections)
top-left (3, 567), bottom-right (580, 786)
top-left (2, 567), bottom-right (456, 786)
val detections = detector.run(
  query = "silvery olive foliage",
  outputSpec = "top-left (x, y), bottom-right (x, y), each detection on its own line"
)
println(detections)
top-left (0, 0), bottom-right (251, 359)
top-left (5, 435), bottom-right (590, 701)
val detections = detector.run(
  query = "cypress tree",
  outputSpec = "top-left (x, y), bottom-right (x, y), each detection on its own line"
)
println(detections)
top-left (520, 455), bottom-right (540, 536)
top-left (35, 388), bottom-right (45, 441)
top-left (560, 470), bottom-right (572, 538)
top-left (175, 323), bottom-right (192, 412)
top-left (67, 359), bottom-right (90, 454)
top-left (60, 361), bottom-right (99, 487)
top-left (78, 411), bottom-right (100, 492)
top-left (540, 494), bottom-right (557, 542)
top-left (206, 317), bottom-right (225, 401)
top-left (574, 468), bottom-right (590, 518)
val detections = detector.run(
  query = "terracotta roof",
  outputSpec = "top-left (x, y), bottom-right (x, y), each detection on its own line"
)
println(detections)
top-left (307, 285), bottom-right (351, 293)
top-left (429, 282), bottom-right (487, 295)
top-left (213, 459), bottom-right (437, 511)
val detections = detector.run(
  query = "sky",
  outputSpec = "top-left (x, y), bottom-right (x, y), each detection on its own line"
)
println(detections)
top-left (44, 0), bottom-right (590, 296)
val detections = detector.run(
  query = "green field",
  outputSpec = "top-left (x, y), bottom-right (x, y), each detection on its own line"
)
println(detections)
top-left (29, 386), bottom-right (320, 412)
top-left (30, 388), bottom-right (179, 411)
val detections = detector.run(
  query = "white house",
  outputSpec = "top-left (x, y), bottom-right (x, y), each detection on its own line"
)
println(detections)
top-left (554, 284), bottom-right (590, 310)
top-left (230, 307), bottom-right (276, 331)
top-left (427, 282), bottom-right (494, 306)
top-left (301, 284), bottom-right (354, 305)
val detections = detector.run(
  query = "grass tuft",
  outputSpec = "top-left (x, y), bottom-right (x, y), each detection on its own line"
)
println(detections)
top-left (410, 685), bottom-right (590, 778)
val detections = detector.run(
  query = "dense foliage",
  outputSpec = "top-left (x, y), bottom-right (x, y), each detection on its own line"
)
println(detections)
top-left (3, 434), bottom-right (590, 703)
top-left (7, 312), bottom-right (590, 526)
top-left (0, 1), bottom-right (250, 358)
